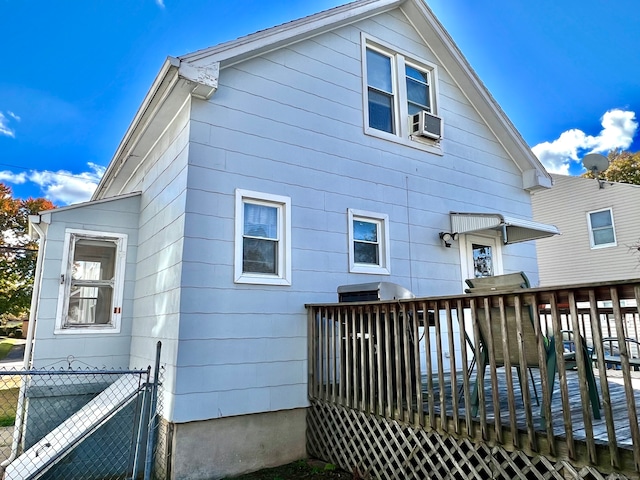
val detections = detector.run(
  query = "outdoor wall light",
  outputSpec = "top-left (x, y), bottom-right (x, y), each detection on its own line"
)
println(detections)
top-left (439, 232), bottom-right (458, 248)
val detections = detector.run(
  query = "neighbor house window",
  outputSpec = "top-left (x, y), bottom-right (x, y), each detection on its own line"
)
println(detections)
top-left (235, 189), bottom-right (291, 285)
top-left (56, 230), bottom-right (127, 334)
top-left (363, 35), bottom-right (438, 147)
top-left (348, 209), bottom-right (390, 275)
top-left (587, 208), bottom-right (616, 248)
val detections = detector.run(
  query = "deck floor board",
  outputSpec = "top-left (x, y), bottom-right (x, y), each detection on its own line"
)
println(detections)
top-left (422, 367), bottom-right (640, 449)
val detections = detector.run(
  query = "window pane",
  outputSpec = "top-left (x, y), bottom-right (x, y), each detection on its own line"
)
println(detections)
top-left (406, 78), bottom-right (430, 112)
top-left (366, 49), bottom-right (392, 93)
top-left (354, 220), bottom-right (378, 242)
top-left (406, 65), bottom-right (430, 115)
top-left (72, 240), bottom-right (116, 281)
top-left (243, 238), bottom-right (277, 274)
top-left (244, 204), bottom-right (278, 239)
top-left (593, 228), bottom-right (615, 245)
top-left (354, 242), bottom-right (379, 265)
top-left (472, 244), bottom-right (493, 278)
top-left (67, 285), bottom-right (113, 325)
top-left (368, 89), bottom-right (394, 133)
top-left (590, 211), bottom-right (612, 229)
top-left (406, 65), bottom-right (428, 83)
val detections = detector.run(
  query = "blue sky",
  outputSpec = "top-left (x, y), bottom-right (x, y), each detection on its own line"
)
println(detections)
top-left (1, 0), bottom-right (639, 205)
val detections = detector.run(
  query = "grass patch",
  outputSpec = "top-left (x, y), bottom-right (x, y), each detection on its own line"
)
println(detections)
top-left (0, 338), bottom-right (18, 361)
top-left (0, 387), bottom-right (18, 427)
top-left (0, 414), bottom-right (15, 427)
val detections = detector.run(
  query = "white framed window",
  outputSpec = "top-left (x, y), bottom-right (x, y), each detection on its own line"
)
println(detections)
top-left (235, 189), bottom-right (291, 285)
top-left (348, 209), bottom-right (390, 275)
top-left (55, 229), bottom-right (128, 334)
top-left (587, 208), bottom-right (616, 248)
top-left (362, 34), bottom-right (440, 152)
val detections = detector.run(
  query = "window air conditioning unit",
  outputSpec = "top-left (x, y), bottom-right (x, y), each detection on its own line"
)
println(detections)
top-left (410, 110), bottom-right (442, 140)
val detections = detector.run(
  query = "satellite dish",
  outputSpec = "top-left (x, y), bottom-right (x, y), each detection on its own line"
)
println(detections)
top-left (582, 153), bottom-right (609, 173)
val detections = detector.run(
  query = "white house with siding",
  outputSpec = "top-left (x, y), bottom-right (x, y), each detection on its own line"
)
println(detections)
top-left (532, 173), bottom-right (640, 286)
top-left (26, 0), bottom-right (558, 478)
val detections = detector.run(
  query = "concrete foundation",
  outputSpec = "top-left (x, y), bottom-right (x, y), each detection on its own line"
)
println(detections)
top-left (170, 408), bottom-right (307, 479)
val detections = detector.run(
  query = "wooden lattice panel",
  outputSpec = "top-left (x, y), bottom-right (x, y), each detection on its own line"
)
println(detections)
top-left (307, 401), bottom-right (634, 480)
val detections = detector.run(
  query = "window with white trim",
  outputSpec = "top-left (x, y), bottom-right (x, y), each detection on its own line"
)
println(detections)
top-left (348, 209), bottom-right (390, 275)
top-left (56, 230), bottom-right (127, 334)
top-left (587, 208), bottom-right (616, 248)
top-left (235, 189), bottom-right (291, 285)
top-left (363, 35), bottom-right (438, 147)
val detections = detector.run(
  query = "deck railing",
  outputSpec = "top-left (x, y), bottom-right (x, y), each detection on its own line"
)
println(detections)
top-left (307, 279), bottom-right (640, 474)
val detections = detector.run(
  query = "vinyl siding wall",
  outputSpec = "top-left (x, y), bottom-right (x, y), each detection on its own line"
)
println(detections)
top-left (124, 101), bottom-right (192, 418)
top-left (31, 195), bottom-right (140, 368)
top-left (532, 174), bottom-right (640, 286)
top-left (172, 8), bottom-right (540, 422)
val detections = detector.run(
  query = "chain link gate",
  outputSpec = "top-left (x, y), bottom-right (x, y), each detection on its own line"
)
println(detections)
top-left (0, 342), bottom-right (163, 480)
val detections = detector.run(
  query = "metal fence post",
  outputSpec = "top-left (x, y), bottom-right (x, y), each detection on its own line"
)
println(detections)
top-left (144, 341), bottom-right (162, 480)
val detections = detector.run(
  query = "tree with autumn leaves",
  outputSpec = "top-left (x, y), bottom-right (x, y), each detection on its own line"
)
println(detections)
top-left (582, 149), bottom-right (640, 185)
top-left (0, 184), bottom-right (54, 318)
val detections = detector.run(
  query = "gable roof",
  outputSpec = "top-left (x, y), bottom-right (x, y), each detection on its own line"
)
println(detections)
top-left (93, 0), bottom-right (551, 199)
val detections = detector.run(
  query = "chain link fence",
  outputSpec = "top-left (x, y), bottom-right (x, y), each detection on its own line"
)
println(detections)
top-left (0, 356), bottom-right (164, 480)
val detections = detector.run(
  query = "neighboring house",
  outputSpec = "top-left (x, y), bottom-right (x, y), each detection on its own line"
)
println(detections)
top-left (26, 0), bottom-right (558, 478)
top-left (532, 173), bottom-right (640, 286)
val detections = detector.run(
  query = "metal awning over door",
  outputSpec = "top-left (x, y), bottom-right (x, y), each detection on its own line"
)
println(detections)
top-left (450, 212), bottom-right (560, 244)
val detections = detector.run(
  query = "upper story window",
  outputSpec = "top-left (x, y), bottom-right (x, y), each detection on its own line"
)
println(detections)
top-left (366, 48), bottom-right (395, 133)
top-left (587, 208), bottom-right (616, 248)
top-left (235, 189), bottom-right (291, 285)
top-left (56, 230), bottom-right (128, 334)
top-left (362, 34), bottom-right (440, 152)
top-left (348, 209), bottom-right (390, 275)
top-left (406, 64), bottom-right (431, 115)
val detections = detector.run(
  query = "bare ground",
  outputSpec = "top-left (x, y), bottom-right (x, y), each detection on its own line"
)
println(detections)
top-left (224, 459), bottom-right (358, 480)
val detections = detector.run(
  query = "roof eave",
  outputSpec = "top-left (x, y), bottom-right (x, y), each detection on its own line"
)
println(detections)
top-left (93, 58), bottom-right (221, 200)
top-left (180, 0), bottom-right (404, 67)
top-left (93, 58), bottom-right (181, 200)
top-left (401, 0), bottom-right (552, 191)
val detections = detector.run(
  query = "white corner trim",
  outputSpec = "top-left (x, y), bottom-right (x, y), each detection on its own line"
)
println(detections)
top-left (178, 61), bottom-right (220, 99)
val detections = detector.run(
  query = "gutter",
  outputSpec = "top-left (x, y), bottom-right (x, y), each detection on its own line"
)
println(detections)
top-left (2, 215), bottom-right (47, 467)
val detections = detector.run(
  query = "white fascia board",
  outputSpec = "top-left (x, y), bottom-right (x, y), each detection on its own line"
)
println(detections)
top-left (42, 192), bottom-right (142, 216)
top-left (178, 61), bottom-right (219, 99)
top-left (180, 0), bottom-right (403, 67)
top-left (401, 0), bottom-right (552, 190)
top-left (523, 169), bottom-right (553, 191)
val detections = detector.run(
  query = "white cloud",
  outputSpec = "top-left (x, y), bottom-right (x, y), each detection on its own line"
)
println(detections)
top-left (0, 162), bottom-right (105, 205)
top-left (0, 171), bottom-right (27, 184)
top-left (27, 162), bottom-right (105, 205)
top-left (155, 0), bottom-right (165, 8)
top-left (0, 112), bottom-right (16, 138)
top-left (532, 109), bottom-right (638, 174)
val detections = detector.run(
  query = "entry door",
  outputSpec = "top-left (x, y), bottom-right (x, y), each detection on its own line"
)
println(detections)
top-left (460, 234), bottom-right (503, 284)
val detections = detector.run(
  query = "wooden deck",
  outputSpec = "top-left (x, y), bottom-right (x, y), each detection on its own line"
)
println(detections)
top-left (307, 279), bottom-right (640, 478)
top-left (425, 367), bottom-right (640, 448)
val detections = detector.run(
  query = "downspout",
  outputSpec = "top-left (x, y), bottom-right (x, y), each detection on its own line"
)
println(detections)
top-left (2, 216), bottom-right (47, 467)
